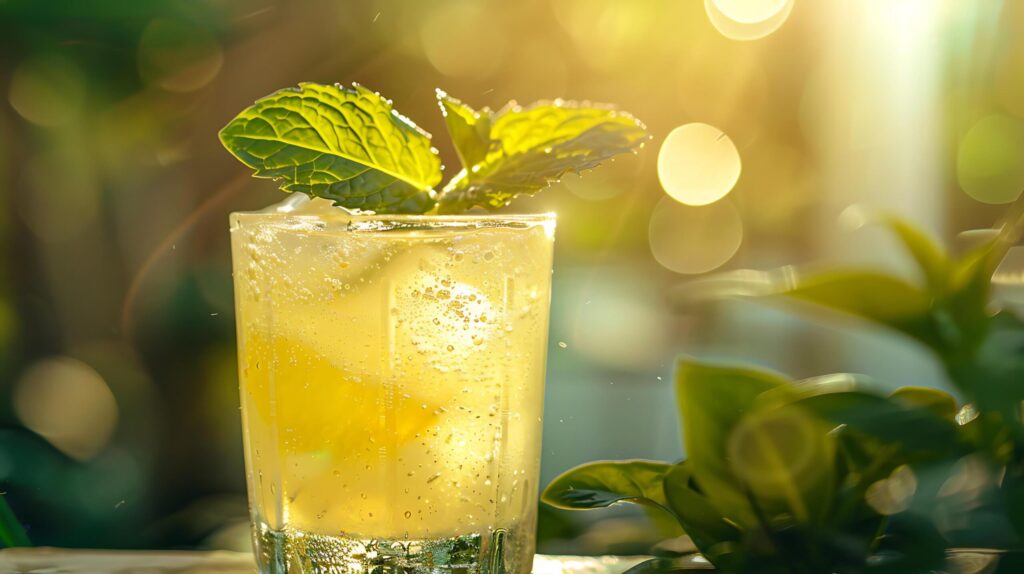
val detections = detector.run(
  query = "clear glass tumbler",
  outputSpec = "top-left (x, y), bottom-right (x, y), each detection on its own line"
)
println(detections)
top-left (229, 199), bottom-right (555, 574)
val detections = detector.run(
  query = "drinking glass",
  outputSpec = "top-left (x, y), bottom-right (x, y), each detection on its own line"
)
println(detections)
top-left (230, 200), bottom-right (555, 574)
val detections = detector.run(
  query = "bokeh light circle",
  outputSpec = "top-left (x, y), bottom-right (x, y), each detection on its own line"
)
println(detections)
top-left (648, 197), bottom-right (743, 274)
top-left (704, 0), bottom-right (795, 41)
top-left (505, 40), bottom-right (570, 103)
top-left (9, 53), bottom-right (86, 127)
top-left (138, 19), bottom-right (224, 92)
top-left (551, 0), bottom-right (657, 72)
top-left (956, 114), bottom-right (1024, 205)
top-left (728, 405), bottom-right (828, 496)
top-left (13, 356), bottom-right (119, 461)
top-left (569, 284), bottom-right (671, 371)
top-left (657, 123), bottom-right (742, 206)
top-left (865, 466), bottom-right (917, 516)
top-left (420, 3), bottom-right (507, 79)
top-left (712, 0), bottom-right (789, 24)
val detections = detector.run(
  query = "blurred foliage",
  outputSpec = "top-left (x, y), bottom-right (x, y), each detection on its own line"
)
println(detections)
top-left (545, 205), bottom-right (1024, 572)
top-left (0, 0), bottom-right (1023, 557)
top-left (0, 494), bottom-right (30, 548)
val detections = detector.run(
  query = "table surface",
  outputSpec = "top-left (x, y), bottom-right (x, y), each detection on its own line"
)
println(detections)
top-left (0, 548), bottom-right (1010, 573)
top-left (0, 548), bottom-right (649, 574)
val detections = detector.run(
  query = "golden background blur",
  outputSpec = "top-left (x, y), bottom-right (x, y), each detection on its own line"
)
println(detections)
top-left (0, 0), bottom-right (1022, 552)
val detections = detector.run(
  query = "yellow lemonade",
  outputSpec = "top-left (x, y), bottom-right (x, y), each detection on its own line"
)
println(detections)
top-left (230, 198), bottom-right (555, 573)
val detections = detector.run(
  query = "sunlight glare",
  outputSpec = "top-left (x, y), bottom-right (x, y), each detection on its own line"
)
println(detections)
top-left (705, 0), bottom-right (795, 41)
top-left (712, 0), bottom-right (789, 24)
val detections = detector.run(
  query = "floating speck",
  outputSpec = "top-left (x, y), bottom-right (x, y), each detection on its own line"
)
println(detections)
top-left (557, 341), bottom-right (568, 349)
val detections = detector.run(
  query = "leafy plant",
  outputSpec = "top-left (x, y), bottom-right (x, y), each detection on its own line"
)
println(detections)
top-left (0, 493), bottom-right (30, 548)
top-left (544, 203), bottom-right (1024, 573)
top-left (219, 83), bottom-right (649, 214)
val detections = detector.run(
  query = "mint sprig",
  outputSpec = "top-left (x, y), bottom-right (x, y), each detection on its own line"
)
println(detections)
top-left (220, 82), bottom-right (649, 214)
top-left (435, 92), bottom-right (650, 213)
top-left (219, 83), bottom-right (441, 214)
top-left (437, 90), bottom-right (491, 170)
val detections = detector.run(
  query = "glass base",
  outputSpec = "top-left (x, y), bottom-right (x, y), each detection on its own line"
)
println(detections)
top-left (253, 521), bottom-right (518, 574)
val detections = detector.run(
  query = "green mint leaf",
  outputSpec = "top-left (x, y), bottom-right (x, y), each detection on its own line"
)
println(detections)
top-left (219, 82), bottom-right (441, 214)
top-left (437, 89), bottom-right (491, 169)
top-left (436, 98), bottom-right (649, 213)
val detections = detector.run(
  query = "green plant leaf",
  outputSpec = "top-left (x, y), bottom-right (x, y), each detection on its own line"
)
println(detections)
top-left (541, 460), bottom-right (674, 513)
top-left (662, 463), bottom-right (742, 558)
top-left (436, 90), bottom-right (491, 169)
top-left (1003, 461), bottom-right (1024, 544)
top-left (783, 271), bottom-right (942, 349)
top-left (883, 215), bottom-right (949, 294)
top-left (793, 391), bottom-right (960, 457)
top-left (727, 404), bottom-right (837, 525)
top-left (946, 311), bottom-right (1024, 453)
top-left (947, 244), bottom-right (1002, 352)
top-left (675, 358), bottom-right (795, 528)
top-left (864, 512), bottom-right (947, 573)
top-left (219, 82), bottom-right (441, 214)
top-left (889, 387), bottom-right (957, 421)
top-left (437, 99), bottom-right (649, 213)
top-left (945, 200), bottom-right (1024, 353)
top-left (621, 555), bottom-right (716, 574)
top-left (0, 493), bottom-right (30, 548)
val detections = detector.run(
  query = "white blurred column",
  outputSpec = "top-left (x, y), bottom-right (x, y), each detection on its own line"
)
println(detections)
top-left (809, 0), bottom-right (951, 389)
top-left (813, 0), bottom-right (947, 253)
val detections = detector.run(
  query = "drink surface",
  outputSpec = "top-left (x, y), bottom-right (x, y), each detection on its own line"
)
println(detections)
top-left (230, 199), bottom-right (555, 573)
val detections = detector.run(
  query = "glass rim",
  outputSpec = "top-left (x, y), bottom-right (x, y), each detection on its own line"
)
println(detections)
top-left (231, 210), bottom-right (555, 222)
top-left (229, 210), bottom-right (557, 237)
